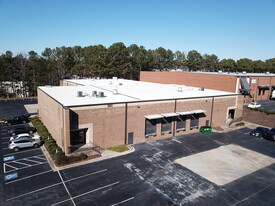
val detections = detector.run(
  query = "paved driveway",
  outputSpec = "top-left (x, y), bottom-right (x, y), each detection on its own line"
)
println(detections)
top-left (2, 126), bottom-right (275, 206)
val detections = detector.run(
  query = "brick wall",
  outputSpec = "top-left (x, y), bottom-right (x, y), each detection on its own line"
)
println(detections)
top-left (140, 71), bottom-right (237, 92)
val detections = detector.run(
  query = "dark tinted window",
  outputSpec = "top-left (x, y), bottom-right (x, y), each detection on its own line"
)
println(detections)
top-left (190, 114), bottom-right (199, 128)
top-left (176, 115), bottom-right (186, 130)
top-left (145, 119), bottom-right (156, 136)
top-left (161, 117), bottom-right (172, 133)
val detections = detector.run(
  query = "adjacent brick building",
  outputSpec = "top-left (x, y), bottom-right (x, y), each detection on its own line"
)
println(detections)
top-left (140, 71), bottom-right (275, 101)
top-left (38, 79), bottom-right (243, 155)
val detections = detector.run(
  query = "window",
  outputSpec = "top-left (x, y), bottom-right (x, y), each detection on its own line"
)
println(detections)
top-left (161, 117), bottom-right (172, 134)
top-left (145, 119), bottom-right (156, 137)
top-left (176, 115), bottom-right (186, 131)
top-left (190, 114), bottom-right (199, 129)
top-left (258, 89), bottom-right (262, 96)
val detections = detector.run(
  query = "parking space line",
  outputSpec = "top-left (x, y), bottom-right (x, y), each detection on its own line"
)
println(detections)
top-left (4, 163), bottom-right (6, 173)
top-left (24, 158), bottom-right (44, 164)
top-left (31, 156), bottom-right (46, 160)
top-left (6, 169), bottom-right (108, 201)
top-left (5, 162), bottom-right (47, 173)
top-left (172, 138), bottom-right (182, 144)
top-left (51, 181), bottom-right (120, 206)
top-left (5, 163), bottom-right (18, 171)
top-left (5, 170), bottom-right (52, 185)
top-left (6, 182), bottom-right (63, 201)
top-left (2, 136), bottom-right (10, 139)
top-left (13, 161), bottom-right (32, 166)
top-left (57, 171), bottom-right (76, 206)
top-left (111, 197), bottom-right (135, 206)
top-left (3, 147), bottom-right (9, 150)
top-left (3, 148), bottom-right (41, 156)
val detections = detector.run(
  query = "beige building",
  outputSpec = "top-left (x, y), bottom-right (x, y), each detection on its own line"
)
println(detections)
top-left (38, 79), bottom-right (243, 155)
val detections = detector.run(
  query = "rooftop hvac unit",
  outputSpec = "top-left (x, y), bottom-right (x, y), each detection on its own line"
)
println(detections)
top-left (113, 77), bottom-right (118, 80)
top-left (97, 77), bottom-right (100, 80)
top-left (98, 91), bottom-right (104, 97)
top-left (242, 71), bottom-right (246, 74)
top-left (177, 87), bottom-right (183, 92)
top-left (92, 91), bottom-right (97, 97)
top-left (218, 70), bottom-right (222, 73)
top-left (77, 91), bottom-right (83, 97)
top-left (113, 89), bottom-right (118, 95)
top-left (266, 72), bottom-right (270, 75)
top-left (45, 85), bottom-right (52, 88)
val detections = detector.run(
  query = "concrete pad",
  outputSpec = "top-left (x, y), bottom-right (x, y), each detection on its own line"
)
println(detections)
top-left (175, 144), bottom-right (275, 186)
top-left (24, 104), bottom-right (38, 114)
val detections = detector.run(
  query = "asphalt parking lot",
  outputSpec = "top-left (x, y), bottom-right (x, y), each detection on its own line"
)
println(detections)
top-left (0, 98), bottom-right (37, 118)
top-left (1, 122), bottom-right (275, 205)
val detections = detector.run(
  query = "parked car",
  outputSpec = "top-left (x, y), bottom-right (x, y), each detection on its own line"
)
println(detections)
top-left (250, 127), bottom-right (269, 137)
top-left (263, 128), bottom-right (275, 141)
top-left (247, 102), bottom-right (261, 108)
top-left (4, 114), bottom-right (30, 126)
top-left (9, 136), bottom-right (43, 152)
top-left (7, 126), bottom-right (37, 136)
top-left (9, 133), bottom-right (41, 141)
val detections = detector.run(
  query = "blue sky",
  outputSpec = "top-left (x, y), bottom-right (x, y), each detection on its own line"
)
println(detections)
top-left (0, 0), bottom-right (274, 60)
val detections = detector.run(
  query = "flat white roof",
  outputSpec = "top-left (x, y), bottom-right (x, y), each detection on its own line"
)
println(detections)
top-left (39, 79), bottom-right (238, 107)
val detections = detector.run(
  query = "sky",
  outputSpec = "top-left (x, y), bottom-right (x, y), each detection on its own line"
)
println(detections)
top-left (0, 0), bottom-right (274, 60)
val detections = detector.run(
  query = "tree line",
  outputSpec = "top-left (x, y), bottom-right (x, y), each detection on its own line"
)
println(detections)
top-left (0, 42), bottom-right (274, 97)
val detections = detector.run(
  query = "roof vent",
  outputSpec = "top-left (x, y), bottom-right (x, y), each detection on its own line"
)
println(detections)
top-left (199, 87), bottom-right (205, 91)
top-left (92, 91), bottom-right (97, 97)
top-left (242, 71), bottom-right (246, 74)
top-left (98, 91), bottom-right (104, 98)
top-left (112, 77), bottom-right (118, 80)
top-left (266, 72), bottom-right (270, 75)
top-left (119, 83), bottom-right (123, 86)
top-left (97, 77), bottom-right (100, 80)
top-left (218, 70), bottom-right (222, 73)
top-left (77, 91), bottom-right (84, 97)
top-left (177, 87), bottom-right (183, 92)
top-left (113, 89), bottom-right (118, 95)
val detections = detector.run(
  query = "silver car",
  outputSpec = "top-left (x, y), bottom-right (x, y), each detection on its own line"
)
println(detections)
top-left (9, 137), bottom-right (43, 152)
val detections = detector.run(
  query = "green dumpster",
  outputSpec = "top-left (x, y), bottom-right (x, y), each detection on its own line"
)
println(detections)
top-left (200, 126), bottom-right (212, 134)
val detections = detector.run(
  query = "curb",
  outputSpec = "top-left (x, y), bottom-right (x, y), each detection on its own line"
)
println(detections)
top-left (42, 145), bottom-right (135, 171)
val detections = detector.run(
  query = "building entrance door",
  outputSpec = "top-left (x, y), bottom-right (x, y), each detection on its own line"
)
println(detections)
top-left (228, 109), bottom-right (235, 119)
top-left (70, 129), bottom-right (87, 145)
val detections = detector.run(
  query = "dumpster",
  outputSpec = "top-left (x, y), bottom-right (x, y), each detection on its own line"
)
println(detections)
top-left (200, 126), bottom-right (212, 134)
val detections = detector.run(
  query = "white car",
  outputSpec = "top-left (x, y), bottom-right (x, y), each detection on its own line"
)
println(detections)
top-left (248, 102), bottom-right (261, 108)
top-left (9, 133), bottom-right (41, 141)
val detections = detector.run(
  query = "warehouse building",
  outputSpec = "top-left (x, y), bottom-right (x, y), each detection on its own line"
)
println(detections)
top-left (140, 71), bottom-right (275, 101)
top-left (38, 78), bottom-right (243, 155)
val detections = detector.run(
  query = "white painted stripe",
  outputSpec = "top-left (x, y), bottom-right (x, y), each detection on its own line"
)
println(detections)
top-left (4, 163), bottom-right (6, 173)
top-left (73, 181), bottom-right (119, 199)
top-left (2, 142), bottom-right (9, 144)
top-left (111, 197), bottom-right (135, 206)
top-left (6, 169), bottom-right (108, 201)
top-left (5, 170), bottom-right (52, 185)
top-left (172, 138), bottom-right (182, 144)
top-left (57, 171), bottom-right (76, 206)
top-left (5, 163), bottom-right (18, 170)
top-left (6, 162), bottom-right (47, 173)
top-left (3, 148), bottom-right (9, 150)
top-left (51, 181), bottom-right (120, 206)
top-left (13, 161), bottom-right (32, 166)
top-left (63, 169), bottom-right (107, 182)
top-left (24, 158), bottom-right (44, 164)
top-left (32, 156), bottom-right (46, 160)
top-left (7, 182), bottom-right (63, 201)
top-left (3, 148), bottom-right (41, 156)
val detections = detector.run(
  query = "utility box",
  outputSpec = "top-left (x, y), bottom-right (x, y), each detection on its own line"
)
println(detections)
top-left (200, 126), bottom-right (212, 134)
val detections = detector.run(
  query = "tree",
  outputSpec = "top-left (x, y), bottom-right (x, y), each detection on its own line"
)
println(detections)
top-left (202, 54), bottom-right (219, 71)
top-left (236, 58), bottom-right (253, 72)
top-left (187, 50), bottom-right (202, 71)
top-left (219, 59), bottom-right (236, 72)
